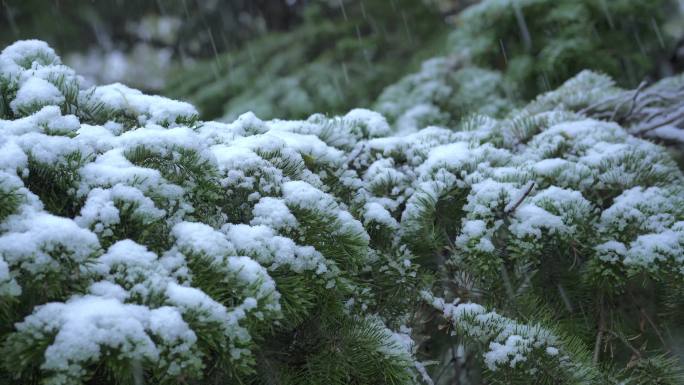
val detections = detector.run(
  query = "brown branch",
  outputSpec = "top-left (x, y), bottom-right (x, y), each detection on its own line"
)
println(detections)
top-left (634, 109), bottom-right (684, 135)
top-left (618, 80), bottom-right (649, 121)
top-left (593, 295), bottom-right (606, 364)
top-left (639, 307), bottom-right (669, 352)
top-left (504, 181), bottom-right (535, 215)
top-left (606, 329), bottom-right (642, 360)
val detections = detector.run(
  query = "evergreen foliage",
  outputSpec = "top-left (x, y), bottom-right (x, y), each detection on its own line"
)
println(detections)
top-left (0, 0), bottom-right (306, 60)
top-left (374, 0), bottom-right (676, 128)
top-left (1, 34), bottom-right (683, 385)
top-left (162, 0), bottom-right (677, 125)
top-left (164, 0), bottom-right (447, 121)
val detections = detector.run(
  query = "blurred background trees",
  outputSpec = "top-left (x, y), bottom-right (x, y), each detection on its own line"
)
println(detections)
top-left (2, 0), bottom-right (682, 121)
top-left (1, 0), bottom-right (309, 92)
top-left (0, 1), bottom-right (491, 120)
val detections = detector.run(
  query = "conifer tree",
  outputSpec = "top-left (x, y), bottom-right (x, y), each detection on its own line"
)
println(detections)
top-left (375, 0), bottom-right (676, 129)
top-left (163, 0), bottom-right (448, 121)
top-left (0, 28), bottom-right (683, 385)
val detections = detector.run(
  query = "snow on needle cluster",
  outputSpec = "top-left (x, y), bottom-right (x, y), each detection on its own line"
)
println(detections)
top-left (0, 37), bottom-right (682, 385)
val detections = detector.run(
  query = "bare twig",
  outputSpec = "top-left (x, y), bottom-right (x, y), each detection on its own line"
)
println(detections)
top-left (579, 93), bottom-right (627, 116)
top-left (593, 295), bottom-right (606, 364)
top-left (638, 307), bottom-right (669, 352)
top-left (621, 80), bottom-right (648, 121)
top-left (606, 329), bottom-right (642, 360)
top-left (346, 143), bottom-right (366, 167)
top-left (634, 108), bottom-right (684, 135)
top-left (504, 181), bottom-right (535, 215)
top-left (452, 345), bottom-right (460, 385)
top-left (433, 355), bottom-right (456, 384)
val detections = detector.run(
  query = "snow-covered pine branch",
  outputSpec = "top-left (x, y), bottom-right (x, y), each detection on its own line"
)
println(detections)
top-left (0, 37), bottom-right (682, 385)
